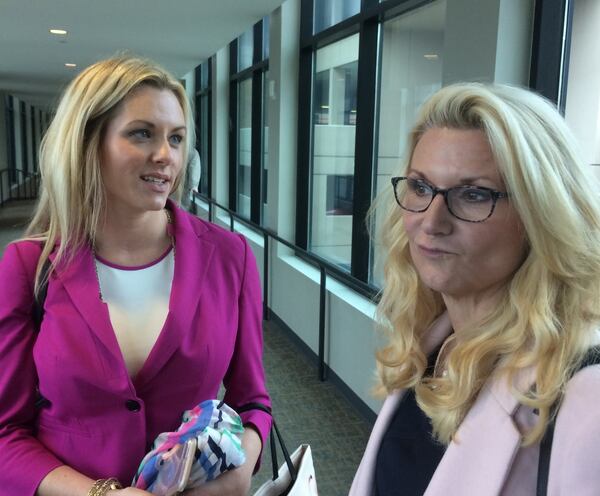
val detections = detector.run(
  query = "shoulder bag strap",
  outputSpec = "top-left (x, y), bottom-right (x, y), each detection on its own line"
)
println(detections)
top-left (536, 346), bottom-right (600, 495)
top-left (31, 256), bottom-right (52, 332)
top-left (236, 402), bottom-right (298, 486)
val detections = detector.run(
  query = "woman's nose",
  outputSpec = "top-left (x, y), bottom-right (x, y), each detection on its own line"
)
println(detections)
top-left (152, 137), bottom-right (172, 164)
top-left (421, 193), bottom-right (453, 235)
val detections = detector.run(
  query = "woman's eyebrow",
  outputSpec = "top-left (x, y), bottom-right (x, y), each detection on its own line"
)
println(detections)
top-left (125, 120), bottom-right (186, 132)
top-left (406, 169), bottom-right (496, 185)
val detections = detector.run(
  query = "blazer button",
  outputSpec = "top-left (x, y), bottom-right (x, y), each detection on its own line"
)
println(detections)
top-left (125, 399), bottom-right (141, 412)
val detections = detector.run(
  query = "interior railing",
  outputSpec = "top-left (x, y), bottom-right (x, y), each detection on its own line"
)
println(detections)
top-left (193, 192), bottom-right (379, 382)
top-left (0, 168), bottom-right (41, 206)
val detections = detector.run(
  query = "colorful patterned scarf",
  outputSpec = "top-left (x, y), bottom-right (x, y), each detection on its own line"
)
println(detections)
top-left (133, 400), bottom-right (246, 494)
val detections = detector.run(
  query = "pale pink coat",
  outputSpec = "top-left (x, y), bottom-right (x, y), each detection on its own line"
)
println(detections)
top-left (350, 313), bottom-right (600, 495)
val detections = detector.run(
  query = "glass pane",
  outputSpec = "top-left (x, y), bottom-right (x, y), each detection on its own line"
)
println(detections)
top-left (263, 16), bottom-right (270, 60)
top-left (565, 0), bottom-right (600, 179)
top-left (371, 0), bottom-right (446, 285)
top-left (237, 78), bottom-right (252, 218)
top-left (262, 71), bottom-right (270, 224)
top-left (238, 28), bottom-right (254, 71)
top-left (200, 62), bottom-right (209, 89)
top-left (197, 94), bottom-right (210, 196)
top-left (309, 34), bottom-right (359, 271)
top-left (314, 0), bottom-right (360, 33)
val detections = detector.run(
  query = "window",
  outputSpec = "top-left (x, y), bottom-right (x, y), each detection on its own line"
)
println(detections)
top-left (31, 107), bottom-right (37, 171)
top-left (5, 96), bottom-right (16, 183)
top-left (326, 175), bottom-right (353, 215)
top-left (229, 17), bottom-right (270, 224)
top-left (297, 0), bottom-right (536, 295)
top-left (262, 70), bottom-right (270, 223)
top-left (314, 0), bottom-right (360, 33)
top-left (371, 0), bottom-right (446, 284)
top-left (565, 0), bottom-right (600, 179)
top-left (20, 101), bottom-right (28, 173)
top-left (238, 28), bottom-right (254, 71)
top-left (194, 59), bottom-right (212, 197)
top-left (237, 77), bottom-right (253, 218)
top-left (309, 34), bottom-right (359, 270)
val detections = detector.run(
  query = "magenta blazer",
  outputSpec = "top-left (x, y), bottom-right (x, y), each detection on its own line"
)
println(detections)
top-left (350, 313), bottom-right (600, 495)
top-left (0, 201), bottom-right (271, 496)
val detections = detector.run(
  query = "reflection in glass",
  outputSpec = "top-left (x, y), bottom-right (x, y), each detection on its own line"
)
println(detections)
top-left (263, 16), bottom-right (270, 60)
top-left (371, 0), bottom-right (446, 285)
top-left (314, 0), bottom-right (360, 33)
top-left (198, 93), bottom-right (210, 196)
top-left (238, 28), bottom-right (254, 71)
top-left (237, 78), bottom-right (252, 218)
top-left (309, 34), bottom-right (359, 271)
top-left (198, 62), bottom-right (210, 90)
top-left (262, 71), bottom-right (270, 224)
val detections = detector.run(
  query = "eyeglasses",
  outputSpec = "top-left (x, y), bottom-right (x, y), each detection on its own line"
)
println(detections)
top-left (391, 176), bottom-right (509, 223)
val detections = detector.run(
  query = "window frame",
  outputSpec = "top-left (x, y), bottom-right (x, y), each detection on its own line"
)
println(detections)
top-left (529, 0), bottom-right (574, 114)
top-left (296, 0), bottom-right (558, 296)
top-left (194, 58), bottom-right (213, 198)
top-left (296, 0), bottom-right (398, 291)
top-left (19, 101), bottom-right (28, 174)
top-left (229, 19), bottom-right (270, 224)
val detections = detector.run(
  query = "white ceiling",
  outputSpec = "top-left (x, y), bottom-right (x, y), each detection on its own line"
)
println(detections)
top-left (0, 0), bottom-right (286, 108)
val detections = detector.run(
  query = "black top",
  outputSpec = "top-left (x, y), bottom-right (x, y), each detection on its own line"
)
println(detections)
top-left (374, 349), bottom-right (446, 496)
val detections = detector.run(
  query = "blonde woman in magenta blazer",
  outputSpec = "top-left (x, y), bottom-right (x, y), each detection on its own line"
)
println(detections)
top-left (351, 84), bottom-right (600, 495)
top-left (0, 57), bottom-right (270, 496)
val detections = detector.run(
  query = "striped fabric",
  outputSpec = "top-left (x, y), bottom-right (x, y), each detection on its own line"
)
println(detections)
top-left (133, 400), bottom-right (246, 494)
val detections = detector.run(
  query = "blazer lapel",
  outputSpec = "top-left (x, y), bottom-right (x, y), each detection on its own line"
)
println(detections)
top-left (425, 368), bottom-right (536, 496)
top-left (53, 246), bottom-right (121, 361)
top-left (134, 202), bottom-right (215, 388)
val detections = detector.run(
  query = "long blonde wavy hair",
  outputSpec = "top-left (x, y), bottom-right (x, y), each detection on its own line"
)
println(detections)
top-left (25, 55), bottom-right (195, 292)
top-left (375, 83), bottom-right (600, 445)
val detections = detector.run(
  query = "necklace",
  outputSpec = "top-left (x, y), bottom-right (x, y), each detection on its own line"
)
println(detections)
top-left (430, 334), bottom-right (455, 381)
top-left (93, 208), bottom-right (174, 301)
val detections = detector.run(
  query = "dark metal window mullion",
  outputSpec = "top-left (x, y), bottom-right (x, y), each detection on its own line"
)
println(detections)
top-left (250, 21), bottom-right (264, 224)
top-left (229, 41), bottom-right (239, 210)
top-left (20, 101), bottom-right (28, 174)
top-left (31, 107), bottom-right (37, 171)
top-left (350, 16), bottom-right (379, 282)
top-left (529, 0), bottom-right (573, 113)
top-left (295, 0), bottom-right (315, 250)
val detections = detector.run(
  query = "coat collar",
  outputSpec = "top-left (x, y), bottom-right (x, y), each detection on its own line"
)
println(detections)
top-left (425, 380), bottom-right (525, 495)
top-left (424, 319), bottom-right (537, 495)
top-left (351, 312), bottom-right (538, 496)
top-left (53, 200), bottom-right (215, 389)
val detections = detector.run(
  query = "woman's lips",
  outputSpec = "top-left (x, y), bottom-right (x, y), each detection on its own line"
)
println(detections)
top-left (417, 244), bottom-right (453, 257)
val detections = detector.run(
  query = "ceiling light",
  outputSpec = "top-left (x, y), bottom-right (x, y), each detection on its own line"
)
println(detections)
top-left (65, 63), bottom-right (77, 68)
top-left (424, 54), bottom-right (439, 60)
top-left (50, 29), bottom-right (68, 35)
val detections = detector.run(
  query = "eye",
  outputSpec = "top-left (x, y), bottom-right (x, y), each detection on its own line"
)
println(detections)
top-left (128, 129), bottom-right (151, 140)
top-left (408, 179), bottom-right (432, 197)
top-left (457, 187), bottom-right (492, 203)
top-left (169, 134), bottom-right (184, 146)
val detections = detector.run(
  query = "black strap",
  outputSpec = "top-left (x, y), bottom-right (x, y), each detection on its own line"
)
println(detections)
top-left (536, 346), bottom-right (600, 495)
top-left (237, 402), bottom-right (298, 490)
top-left (31, 257), bottom-right (52, 332)
top-left (31, 256), bottom-right (53, 410)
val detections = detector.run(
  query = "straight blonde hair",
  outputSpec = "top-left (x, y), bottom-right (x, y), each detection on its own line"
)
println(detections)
top-left (25, 55), bottom-right (195, 292)
top-left (375, 83), bottom-right (600, 445)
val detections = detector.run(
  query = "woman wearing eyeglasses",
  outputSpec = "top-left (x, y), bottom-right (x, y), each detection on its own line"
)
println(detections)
top-left (350, 83), bottom-right (600, 495)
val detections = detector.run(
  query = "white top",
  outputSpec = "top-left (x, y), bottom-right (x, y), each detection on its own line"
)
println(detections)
top-left (95, 247), bottom-right (174, 377)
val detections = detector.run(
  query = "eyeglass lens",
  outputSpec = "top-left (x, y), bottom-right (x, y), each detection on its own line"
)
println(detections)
top-left (396, 178), bottom-right (495, 222)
